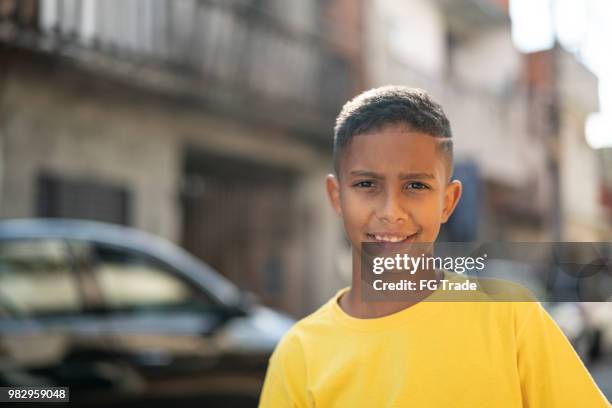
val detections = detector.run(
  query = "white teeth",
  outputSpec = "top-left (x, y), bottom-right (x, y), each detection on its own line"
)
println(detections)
top-left (374, 235), bottom-right (408, 242)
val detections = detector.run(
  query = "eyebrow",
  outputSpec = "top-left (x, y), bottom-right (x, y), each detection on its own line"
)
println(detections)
top-left (349, 170), bottom-right (436, 180)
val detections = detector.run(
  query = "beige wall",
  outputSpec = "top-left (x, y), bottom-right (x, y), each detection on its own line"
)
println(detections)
top-left (558, 52), bottom-right (604, 240)
top-left (364, 0), bottom-right (447, 83)
top-left (560, 118), bottom-right (605, 240)
top-left (452, 26), bottom-right (521, 92)
top-left (0, 59), bottom-right (346, 316)
top-left (0, 67), bottom-right (181, 242)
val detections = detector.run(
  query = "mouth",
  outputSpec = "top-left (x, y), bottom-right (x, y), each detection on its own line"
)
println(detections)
top-left (366, 232), bottom-right (419, 243)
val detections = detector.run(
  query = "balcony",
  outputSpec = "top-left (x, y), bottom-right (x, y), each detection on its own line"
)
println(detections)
top-left (0, 0), bottom-right (352, 140)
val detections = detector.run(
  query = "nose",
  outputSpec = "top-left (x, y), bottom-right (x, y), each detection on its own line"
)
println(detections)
top-left (377, 189), bottom-right (408, 224)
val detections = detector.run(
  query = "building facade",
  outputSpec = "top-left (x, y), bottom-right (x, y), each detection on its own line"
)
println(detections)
top-left (0, 0), bottom-right (359, 316)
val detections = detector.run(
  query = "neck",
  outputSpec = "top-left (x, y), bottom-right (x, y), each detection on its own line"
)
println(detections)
top-left (339, 247), bottom-right (442, 319)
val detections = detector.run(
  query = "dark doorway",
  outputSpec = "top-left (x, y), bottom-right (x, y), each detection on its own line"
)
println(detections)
top-left (181, 149), bottom-right (299, 311)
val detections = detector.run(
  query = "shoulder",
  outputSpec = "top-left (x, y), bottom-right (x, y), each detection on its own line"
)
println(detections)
top-left (270, 289), bottom-right (342, 363)
top-left (511, 301), bottom-right (559, 340)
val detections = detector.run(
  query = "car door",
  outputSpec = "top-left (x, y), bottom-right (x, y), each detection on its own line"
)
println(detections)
top-left (0, 238), bottom-right (120, 395)
top-left (71, 241), bottom-right (259, 404)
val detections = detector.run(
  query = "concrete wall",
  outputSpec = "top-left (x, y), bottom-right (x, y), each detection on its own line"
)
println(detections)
top-left (452, 26), bottom-right (521, 92)
top-left (0, 65), bottom-right (181, 242)
top-left (295, 169), bottom-right (350, 313)
top-left (558, 51), bottom-right (604, 240)
top-left (560, 112), bottom-right (605, 240)
top-left (0, 56), bottom-right (345, 316)
top-left (364, 0), bottom-right (447, 83)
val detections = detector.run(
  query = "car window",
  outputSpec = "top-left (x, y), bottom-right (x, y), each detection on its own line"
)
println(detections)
top-left (79, 243), bottom-right (214, 314)
top-left (0, 239), bottom-right (82, 318)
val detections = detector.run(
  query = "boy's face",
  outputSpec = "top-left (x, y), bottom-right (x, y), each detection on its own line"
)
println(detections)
top-left (326, 124), bottom-right (462, 249)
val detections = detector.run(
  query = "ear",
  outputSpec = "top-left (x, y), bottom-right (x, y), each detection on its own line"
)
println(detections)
top-left (441, 180), bottom-right (462, 223)
top-left (326, 174), bottom-right (342, 216)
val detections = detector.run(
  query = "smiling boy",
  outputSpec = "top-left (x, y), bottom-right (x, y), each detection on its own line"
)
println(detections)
top-left (259, 86), bottom-right (610, 407)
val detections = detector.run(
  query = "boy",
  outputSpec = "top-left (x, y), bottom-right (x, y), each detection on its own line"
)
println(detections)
top-left (259, 86), bottom-right (610, 407)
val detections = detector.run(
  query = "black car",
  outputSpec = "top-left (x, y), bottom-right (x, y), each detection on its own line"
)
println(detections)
top-left (0, 219), bottom-right (294, 407)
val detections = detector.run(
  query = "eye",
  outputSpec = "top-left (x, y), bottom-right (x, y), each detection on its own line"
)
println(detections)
top-left (406, 182), bottom-right (429, 190)
top-left (353, 180), bottom-right (375, 189)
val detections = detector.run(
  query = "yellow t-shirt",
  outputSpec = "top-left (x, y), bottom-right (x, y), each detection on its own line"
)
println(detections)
top-left (259, 277), bottom-right (610, 407)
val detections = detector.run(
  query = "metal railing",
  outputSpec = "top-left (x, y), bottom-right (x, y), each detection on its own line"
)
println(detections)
top-left (0, 0), bottom-right (352, 137)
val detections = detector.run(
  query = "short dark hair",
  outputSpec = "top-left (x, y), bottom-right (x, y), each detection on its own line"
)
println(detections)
top-left (333, 85), bottom-right (453, 177)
